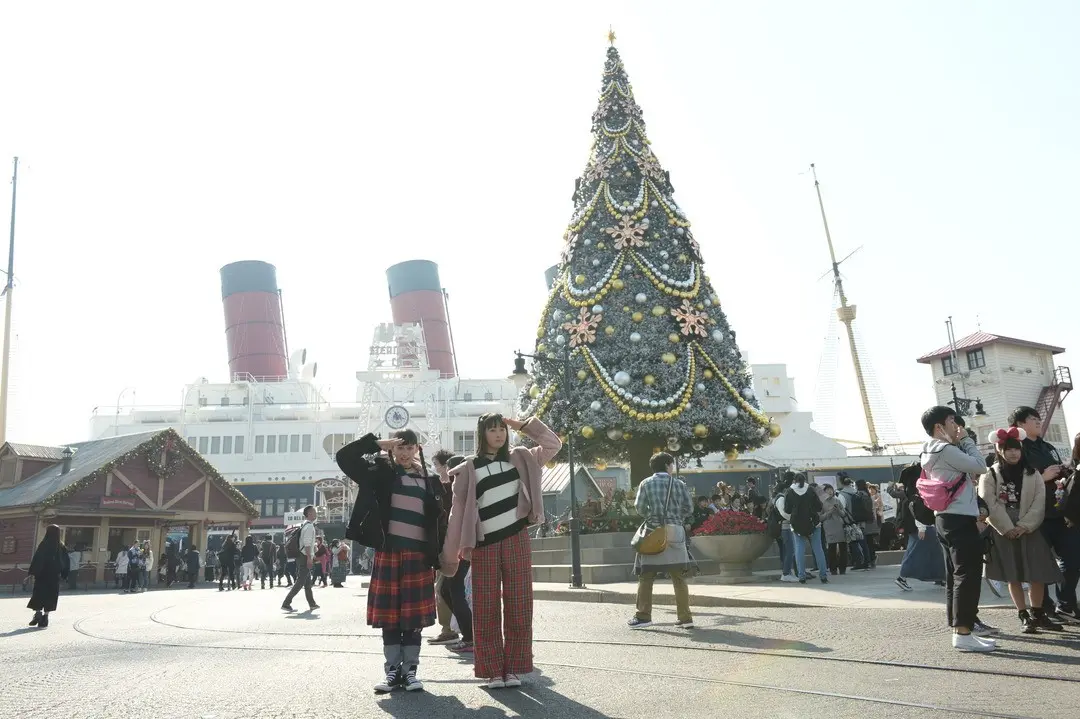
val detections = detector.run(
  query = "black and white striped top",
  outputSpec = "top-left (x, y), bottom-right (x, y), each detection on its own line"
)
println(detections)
top-left (474, 457), bottom-right (528, 547)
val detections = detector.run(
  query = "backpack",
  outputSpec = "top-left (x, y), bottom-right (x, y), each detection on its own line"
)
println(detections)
top-left (765, 500), bottom-right (782, 540)
top-left (915, 466), bottom-right (967, 513)
top-left (851, 491), bottom-right (874, 523)
top-left (285, 522), bottom-right (307, 559)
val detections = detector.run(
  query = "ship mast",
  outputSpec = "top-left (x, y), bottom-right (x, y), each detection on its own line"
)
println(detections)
top-left (0, 157), bottom-right (17, 445)
top-left (811, 163), bottom-right (881, 452)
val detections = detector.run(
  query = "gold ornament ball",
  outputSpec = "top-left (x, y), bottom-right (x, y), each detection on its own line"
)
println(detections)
top-left (597, 241), bottom-right (606, 249)
top-left (631, 311), bottom-right (644, 322)
top-left (612, 278), bottom-right (625, 290)
top-left (623, 432), bottom-right (632, 440)
top-left (661, 352), bottom-right (677, 364)
top-left (693, 424), bottom-right (709, 438)
top-left (537, 343), bottom-right (547, 353)
top-left (651, 305), bottom-right (666, 317)
top-left (678, 254), bottom-right (688, 262)
top-left (644, 374), bottom-right (655, 385)
top-left (546, 460), bottom-right (557, 469)
top-left (724, 448), bottom-right (739, 461)
top-left (529, 385), bottom-right (540, 399)
top-left (537, 327), bottom-right (544, 338)
top-left (595, 461), bottom-right (608, 471)
top-left (577, 369), bottom-right (588, 381)
top-left (668, 333), bottom-right (680, 343)
top-left (581, 425), bottom-right (595, 439)
top-left (646, 413), bottom-right (655, 421)
top-left (604, 326), bottom-right (615, 336)
top-left (696, 303), bottom-right (704, 310)
top-left (703, 369), bottom-right (714, 379)
top-left (769, 422), bottom-right (782, 438)
top-left (575, 274), bottom-right (586, 285)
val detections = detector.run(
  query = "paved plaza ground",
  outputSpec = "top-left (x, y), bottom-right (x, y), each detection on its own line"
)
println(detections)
top-left (3, 572), bottom-right (1080, 718)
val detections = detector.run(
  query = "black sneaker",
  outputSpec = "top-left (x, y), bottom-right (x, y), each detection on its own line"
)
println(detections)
top-left (402, 669), bottom-right (424, 692)
top-left (281, 604), bottom-right (295, 612)
top-left (1044, 608), bottom-right (1067, 625)
top-left (1018, 609), bottom-right (1037, 633)
top-left (374, 671), bottom-right (401, 693)
top-left (627, 617), bottom-right (652, 629)
top-left (972, 620), bottom-right (999, 637)
top-left (895, 577), bottom-right (912, 592)
top-left (1033, 610), bottom-right (1065, 632)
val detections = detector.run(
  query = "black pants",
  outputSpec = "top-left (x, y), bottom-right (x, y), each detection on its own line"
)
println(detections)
top-left (827, 542), bottom-right (848, 575)
top-left (443, 560), bottom-right (473, 642)
top-left (1040, 517), bottom-right (1080, 613)
top-left (219, 563), bottom-right (236, 590)
top-left (936, 513), bottom-right (984, 629)
top-left (865, 533), bottom-right (878, 565)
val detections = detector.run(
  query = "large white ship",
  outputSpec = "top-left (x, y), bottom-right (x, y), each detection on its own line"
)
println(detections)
top-left (89, 259), bottom-right (518, 536)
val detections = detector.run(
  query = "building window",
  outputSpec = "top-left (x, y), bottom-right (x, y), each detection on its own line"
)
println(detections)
top-left (198, 437), bottom-right (209, 454)
top-left (267, 435), bottom-right (277, 453)
top-left (967, 348), bottom-right (986, 370)
top-left (290, 434), bottom-right (300, 453)
top-left (255, 435), bottom-right (264, 453)
top-left (223, 436), bottom-right (233, 454)
top-left (942, 356), bottom-right (957, 375)
top-left (463, 392), bottom-right (473, 401)
top-left (453, 431), bottom-right (476, 455)
top-left (279, 435), bottom-right (288, 453)
top-left (63, 527), bottom-right (95, 552)
top-left (235, 435), bottom-right (245, 454)
top-left (484, 391), bottom-right (493, 401)
top-left (210, 436), bottom-right (221, 454)
top-left (302, 434), bottom-right (312, 453)
top-left (220, 396), bottom-right (230, 407)
top-left (274, 498), bottom-right (283, 516)
top-left (185, 436), bottom-right (195, 447)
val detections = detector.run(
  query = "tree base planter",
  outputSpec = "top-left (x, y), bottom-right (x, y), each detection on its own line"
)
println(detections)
top-left (691, 534), bottom-right (772, 585)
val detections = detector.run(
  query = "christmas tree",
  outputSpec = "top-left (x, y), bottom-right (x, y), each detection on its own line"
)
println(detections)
top-left (519, 40), bottom-right (780, 484)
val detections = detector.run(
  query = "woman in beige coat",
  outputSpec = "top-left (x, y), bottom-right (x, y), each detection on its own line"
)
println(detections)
top-left (979, 428), bottom-right (1064, 633)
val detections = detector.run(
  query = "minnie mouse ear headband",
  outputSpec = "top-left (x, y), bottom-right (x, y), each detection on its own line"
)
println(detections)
top-left (987, 427), bottom-right (1027, 446)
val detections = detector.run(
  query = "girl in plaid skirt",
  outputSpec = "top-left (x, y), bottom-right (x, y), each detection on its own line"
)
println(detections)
top-left (441, 414), bottom-right (562, 689)
top-left (336, 429), bottom-right (444, 694)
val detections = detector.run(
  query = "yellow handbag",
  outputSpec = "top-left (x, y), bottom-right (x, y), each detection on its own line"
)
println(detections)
top-left (631, 476), bottom-right (674, 556)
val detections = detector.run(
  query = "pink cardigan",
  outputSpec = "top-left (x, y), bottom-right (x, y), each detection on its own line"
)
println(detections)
top-left (440, 417), bottom-right (562, 575)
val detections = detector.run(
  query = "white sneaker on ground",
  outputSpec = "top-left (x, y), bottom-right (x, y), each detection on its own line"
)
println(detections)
top-left (953, 633), bottom-right (995, 652)
top-left (374, 671), bottom-right (400, 693)
top-left (675, 620), bottom-right (695, 629)
top-left (780, 574), bottom-right (799, 583)
top-left (503, 673), bottom-right (522, 688)
top-left (483, 677), bottom-right (505, 689)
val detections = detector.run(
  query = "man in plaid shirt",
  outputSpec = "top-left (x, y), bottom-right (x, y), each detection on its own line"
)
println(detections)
top-left (629, 452), bottom-right (696, 630)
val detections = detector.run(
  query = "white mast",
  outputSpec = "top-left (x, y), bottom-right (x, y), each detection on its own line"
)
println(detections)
top-left (0, 157), bottom-right (18, 444)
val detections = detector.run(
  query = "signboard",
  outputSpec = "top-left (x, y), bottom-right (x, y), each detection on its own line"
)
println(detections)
top-left (283, 511), bottom-right (305, 525)
top-left (100, 496), bottom-right (137, 509)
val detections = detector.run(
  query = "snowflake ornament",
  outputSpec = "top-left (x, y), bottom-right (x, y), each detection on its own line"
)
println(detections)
top-left (636, 150), bottom-right (665, 181)
top-left (603, 216), bottom-right (646, 250)
top-left (685, 229), bottom-right (701, 257)
top-left (562, 307), bottom-right (603, 347)
top-left (561, 232), bottom-right (580, 265)
top-left (671, 299), bottom-right (708, 337)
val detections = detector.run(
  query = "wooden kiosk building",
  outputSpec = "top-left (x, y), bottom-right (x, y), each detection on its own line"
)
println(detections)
top-left (0, 428), bottom-right (258, 588)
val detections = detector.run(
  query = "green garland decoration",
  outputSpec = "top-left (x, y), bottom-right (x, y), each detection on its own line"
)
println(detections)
top-left (40, 428), bottom-right (258, 516)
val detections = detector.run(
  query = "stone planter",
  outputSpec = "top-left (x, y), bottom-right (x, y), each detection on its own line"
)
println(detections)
top-left (690, 533), bottom-right (771, 584)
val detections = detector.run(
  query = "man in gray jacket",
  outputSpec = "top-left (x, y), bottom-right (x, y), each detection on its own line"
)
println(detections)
top-left (920, 405), bottom-right (991, 652)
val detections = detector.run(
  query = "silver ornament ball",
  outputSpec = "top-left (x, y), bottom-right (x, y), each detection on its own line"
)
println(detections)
top-left (590, 401), bottom-right (602, 412)
top-left (725, 405), bottom-right (738, 419)
top-left (614, 371), bottom-right (631, 387)
top-left (635, 293), bottom-right (648, 304)
top-left (630, 332), bottom-right (642, 342)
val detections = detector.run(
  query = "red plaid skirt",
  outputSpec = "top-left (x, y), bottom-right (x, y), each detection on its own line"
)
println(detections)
top-left (367, 549), bottom-right (436, 629)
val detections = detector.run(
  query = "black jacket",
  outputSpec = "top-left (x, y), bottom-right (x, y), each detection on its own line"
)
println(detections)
top-left (336, 433), bottom-right (444, 568)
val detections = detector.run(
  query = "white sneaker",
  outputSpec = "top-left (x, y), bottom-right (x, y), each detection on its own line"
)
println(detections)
top-left (973, 634), bottom-right (997, 646)
top-left (503, 673), bottom-right (522, 688)
top-left (780, 574), bottom-right (799, 583)
top-left (483, 677), bottom-right (505, 689)
top-left (953, 633), bottom-right (995, 652)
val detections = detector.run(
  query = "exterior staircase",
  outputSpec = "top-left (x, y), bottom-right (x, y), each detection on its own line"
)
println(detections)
top-left (1035, 366), bottom-right (1073, 432)
top-left (530, 532), bottom-right (903, 584)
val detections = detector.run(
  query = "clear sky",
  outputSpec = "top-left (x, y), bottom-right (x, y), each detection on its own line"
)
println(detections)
top-left (1, 1), bottom-right (1078, 449)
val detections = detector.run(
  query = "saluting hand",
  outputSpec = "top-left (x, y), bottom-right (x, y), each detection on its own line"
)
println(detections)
top-left (376, 438), bottom-right (403, 452)
top-left (503, 418), bottom-right (526, 431)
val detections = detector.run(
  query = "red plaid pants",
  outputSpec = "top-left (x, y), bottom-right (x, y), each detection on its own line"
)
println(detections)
top-left (470, 527), bottom-right (533, 677)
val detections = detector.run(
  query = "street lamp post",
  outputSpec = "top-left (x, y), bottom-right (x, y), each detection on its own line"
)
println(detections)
top-left (511, 350), bottom-right (584, 589)
top-left (949, 382), bottom-right (986, 419)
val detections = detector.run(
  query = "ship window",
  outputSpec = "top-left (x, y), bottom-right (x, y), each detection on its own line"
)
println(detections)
top-left (463, 392), bottom-right (473, 401)
top-left (255, 435), bottom-right (265, 453)
top-left (198, 437), bottom-right (209, 454)
top-left (223, 436), bottom-right (233, 454)
top-left (967, 349), bottom-right (986, 370)
top-left (290, 435), bottom-right (300, 453)
top-left (186, 436), bottom-right (195, 447)
top-left (453, 431), bottom-right (476, 455)
top-left (279, 435), bottom-right (288, 453)
top-left (484, 392), bottom-right (493, 401)
top-left (267, 435), bottom-right (277, 453)
top-left (942, 356), bottom-right (957, 375)
top-left (220, 396), bottom-right (230, 407)
top-left (235, 436), bottom-right (245, 454)
top-left (210, 437), bottom-right (221, 454)
top-left (302, 434), bottom-right (312, 453)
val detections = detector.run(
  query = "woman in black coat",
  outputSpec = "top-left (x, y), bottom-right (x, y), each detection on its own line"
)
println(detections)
top-left (27, 524), bottom-right (70, 628)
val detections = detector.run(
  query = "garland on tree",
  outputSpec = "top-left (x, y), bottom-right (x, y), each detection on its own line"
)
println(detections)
top-left (40, 428), bottom-right (258, 515)
top-left (519, 41), bottom-right (782, 470)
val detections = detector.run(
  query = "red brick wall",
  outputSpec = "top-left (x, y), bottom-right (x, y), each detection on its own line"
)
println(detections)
top-left (0, 514), bottom-right (39, 566)
top-left (19, 459), bottom-right (56, 482)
